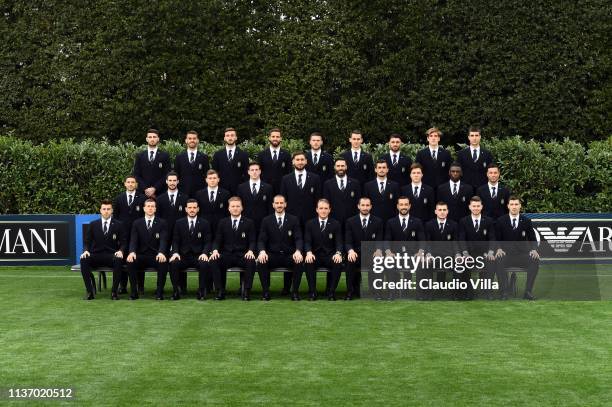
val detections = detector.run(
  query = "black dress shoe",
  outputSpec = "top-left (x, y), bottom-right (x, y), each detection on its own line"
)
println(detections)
top-left (111, 293), bottom-right (119, 300)
top-left (308, 293), bottom-right (317, 301)
top-left (242, 295), bottom-right (250, 301)
top-left (118, 287), bottom-right (128, 294)
top-left (84, 292), bottom-right (94, 300)
top-left (262, 292), bottom-right (271, 301)
top-left (171, 293), bottom-right (180, 301)
top-left (280, 288), bottom-right (290, 296)
top-left (215, 293), bottom-right (226, 300)
top-left (344, 293), bottom-right (353, 301)
top-left (129, 295), bottom-right (139, 300)
top-left (196, 291), bottom-right (205, 301)
top-left (156, 295), bottom-right (164, 301)
top-left (523, 291), bottom-right (536, 301)
top-left (328, 295), bottom-right (336, 301)
top-left (291, 294), bottom-right (301, 301)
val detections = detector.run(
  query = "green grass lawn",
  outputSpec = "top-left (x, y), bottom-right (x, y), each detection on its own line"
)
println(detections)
top-left (1, 266), bottom-right (612, 406)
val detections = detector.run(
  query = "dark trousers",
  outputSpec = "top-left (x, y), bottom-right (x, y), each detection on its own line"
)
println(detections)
top-left (346, 259), bottom-right (363, 295)
top-left (127, 255), bottom-right (169, 297)
top-left (210, 253), bottom-right (256, 294)
top-left (497, 254), bottom-right (539, 295)
top-left (257, 253), bottom-right (301, 295)
top-left (80, 254), bottom-right (123, 294)
top-left (169, 254), bottom-right (210, 295)
top-left (304, 255), bottom-right (342, 296)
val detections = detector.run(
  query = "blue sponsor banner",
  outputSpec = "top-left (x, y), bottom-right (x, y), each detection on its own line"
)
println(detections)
top-left (75, 214), bottom-right (100, 262)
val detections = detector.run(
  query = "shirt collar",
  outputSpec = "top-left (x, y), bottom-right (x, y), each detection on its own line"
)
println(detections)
top-left (187, 148), bottom-right (198, 154)
top-left (226, 145), bottom-right (235, 152)
top-left (488, 182), bottom-right (499, 188)
top-left (145, 215), bottom-right (155, 222)
top-left (471, 215), bottom-right (481, 222)
top-left (318, 217), bottom-right (328, 223)
top-left (411, 182), bottom-right (422, 188)
top-left (360, 214), bottom-right (369, 222)
top-left (250, 179), bottom-right (261, 185)
top-left (231, 215), bottom-right (241, 222)
top-left (276, 212), bottom-right (286, 220)
top-left (377, 177), bottom-right (387, 183)
top-left (188, 216), bottom-right (198, 223)
top-left (126, 191), bottom-right (135, 196)
top-left (399, 214), bottom-right (409, 222)
top-left (208, 186), bottom-right (218, 192)
top-left (147, 146), bottom-right (158, 153)
top-left (351, 148), bottom-right (361, 154)
top-left (437, 218), bottom-right (446, 224)
top-left (101, 216), bottom-right (112, 222)
top-left (269, 146), bottom-right (280, 154)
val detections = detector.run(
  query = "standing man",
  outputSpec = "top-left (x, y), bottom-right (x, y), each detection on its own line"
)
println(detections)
top-left (303, 199), bottom-right (344, 301)
top-left (79, 199), bottom-right (127, 300)
top-left (494, 196), bottom-right (539, 300)
top-left (174, 130), bottom-right (209, 197)
top-left (477, 163), bottom-right (511, 220)
top-left (344, 197), bottom-right (384, 300)
top-left (280, 151), bottom-right (321, 225)
top-left (169, 199), bottom-right (212, 300)
top-left (401, 163), bottom-right (435, 223)
top-left (194, 170), bottom-right (230, 235)
top-left (306, 132), bottom-right (334, 186)
top-left (457, 196), bottom-right (496, 300)
top-left (363, 160), bottom-right (400, 224)
top-left (237, 162), bottom-right (273, 231)
top-left (340, 130), bottom-right (375, 187)
top-left (257, 128), bottom-right (292, 194)
top-left (113, 175), bottom-right (145, 293)
top-left (257, 195), bottom-right (304, 301)
top-left (436, 163), bottom-right (473, 222)
top-left (424, 202), bottom-right (460, 293)
top-left (133, 129), bottom-right (171, 197)
top-left (456, 126), bottom-right (494, 190)
top-left (209, 197), bottom-right (257, 300)
top-left (322, 158), bottom-right (361, 228)
top-left (415, 127), bottom-right (452, 189)
top-left (212, 127), bottom-right (249, 195)
top-left (126, 199), bottom-right (169, 300)
top-left (380, 133), bottom-right (412, 188)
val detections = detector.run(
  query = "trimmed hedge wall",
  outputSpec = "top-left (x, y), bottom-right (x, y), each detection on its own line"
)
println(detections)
top-left (0, 135), bottom-right (610, 214)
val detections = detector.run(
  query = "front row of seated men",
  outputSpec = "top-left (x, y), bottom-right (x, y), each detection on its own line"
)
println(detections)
top-left (80, 195), bottom-right (539, 301)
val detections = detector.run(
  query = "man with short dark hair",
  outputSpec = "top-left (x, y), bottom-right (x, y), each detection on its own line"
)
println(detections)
top-left (174, 130), bottom-right (210, 197)
top-left (380, 133), bottom-right (412, 188)
top-left (257, 128), bottom-right (292, 194)
top-left (436, 163), bottom-right (473, 222)
top-left (133, 129), bottom-right (171, 197)
top-left (79, 200), bottom-right (127, 300)
top-left (477, 164), bottom-right (511, 220)
top-left (415, 127), bottom-right (452, 189)
top-left (194, 170), bottom-right (230, 235)
top-left (237, 162), bottom-right (273, 231)
top-left (305, 132), bottom-right (334, 186)
top-left (401, 163), bottom-right (435, 222)
top-left (424, 201), bottom-right (460, 294)
top-left (363, 160), bottom-right (400, 224)
top-left (340, 130), bottom-right (375, 187)
top-left (456, 127), bottom-right (494, 190)
top-left (280, 151), bottom-right (321, 225)
top-left (212, 127), bottom-right (249, 195)
top-left (322, 158), bottom-right (361, 228)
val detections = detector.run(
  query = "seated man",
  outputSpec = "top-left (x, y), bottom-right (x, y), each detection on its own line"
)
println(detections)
top-left (169, 199), bottom-right (212, 301)
top-left (303, 199), bottom-right (343, 301)
top-left (257, 195), bottom-right (304, 301)
top-left (79, 199), bottom-right (127, 300)
top-left (209, 197), bottom-right (257, 301)
top-left (126, 199), bottom-right (169, 300)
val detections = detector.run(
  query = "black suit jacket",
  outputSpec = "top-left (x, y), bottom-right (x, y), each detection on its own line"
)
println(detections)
top-left (113, 191), bottom-right (145, 238)
top-left (237, 181), bottom-right (273, 231)
top-left (424, 218), bottom-right (459, 256)
top-left (458, 215), bottom-right (496, 255)
top-left (171, 217), bottom-right (212, 256)
top-left (257, 148), bottom-right (292, 194)
top-left (363, 179), bottom-right (400, 223)
top-left (340, 150), bottom-right (375, 186)
top-left (401, 184), bottom-right (435, 222)
top-left (456, 147), bottom-right (495, 189)
top-left (213, 216), bottom-right (257, 255)
top-left (83, 218), bottom-right (127, 255)
top-left (133, 149), bottom-right (171, 194)
top-left (322, 177), bottom-right (361, 226)
top-left (258, 214), bottom-right (303, 254)
top-left (476, 184), bottom-right (511, 220)
top-left (384, 216), bottom-right (425, 253)
top-left (174, 150), bottom-right (210, 197)
top-left (155, 191), bottom-right (188, 234)
top-left (344, 215), bottom-right (384, 253)
top-left (436, 182), bottom-right (474, 222)
top-left (212, 147), bottom-right (249, 195)
top-left (415, 147), bottom-right (452, 189)
top-left (304, 218), bottom-right (343, 257)
top-left (306, 150), bottom-right (334, 186)
top-left (381, 152), bottom-right (412, 187)
top-left (495, 214), bottom-right (537, 254)
top-left (280, 172), bottom-right (321, 225)
top-left (194, 187), bottom-right (230, 234)
top-left (129, 217), bottom-right (169, 255)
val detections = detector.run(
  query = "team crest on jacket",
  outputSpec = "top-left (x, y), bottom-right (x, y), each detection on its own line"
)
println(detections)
top-left (328, 233), bottom-right (333, 239)
top-left (136, 205), bottom-right (140, 211)
top-left (198, 232), bottom-right (202, 238)
top-left (178, 205), bottom-right (183, 211)
top-left (155, 233), bottom-right (160, 239)
top-left (483, 162), bottom-right (487, 168)
top-left (350, 191), bottom-right (355, 197)
top-left (322, 165), bottom-right (326, 171)
top-left (461, 197), bottom-right (466, 202)
top-left (159, 163), bottom-right (163, 168)
top-left (423, 198), bottom-right (428, 204)
top-left (237, 161), bottom-right (241, 168)
top-left (389, 193), bottom-right (393, 199)
top-left (310, 187), bottom-right (314, 194)
top-left (441, 162), bottom-right (446, 167)
top-left (411, 231), bottom-right (415, 237)
top-left (363, 164), bottom-right (367, 170)
top-left (241, 232), bottom-right (246, 238)
top-left (198, 163), bottom-right (202, 170)
top-left (401, 167), bottom-right (405, 172)
top-left (262, 195), bottom-right (267, 201)
top-left (447, 234), bottom-right (452, 240)
top-left (112, 234), bottom-right (117, 240)
top-left (483, 229), bottom-right (487, 235)
top-left (371, 233), bottom-right (376, 238)
top-left (500, 199), bottom-right (505, 205)
top-left (220, 203), bottom-right (224, 208)
top-left (281, 162), bottom-right (286, 168)
top-left (521, 230), bottom-right (526, 237)
top-left (288, 230), bottom-right (292, 236)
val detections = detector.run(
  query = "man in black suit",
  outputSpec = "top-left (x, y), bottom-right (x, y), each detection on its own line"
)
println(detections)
top-left (322, 158), bottom-right (361, 228)
top-left (257, 128), bottom-right (292, 194)
top-left (113, 175), bottom-right (145, 293)
top-left (436, 163), bottom-right (473, 222)
top-left (280, 151), bottom-right (321, 225)
top-left (237, 162), bottom-right (273, 231)
top-left (363, 160), bottom-right (400, 224)
top-left (194, 170), bottom-right (230, 235)
top-left (339, 130), bottom-right (375, 187)
top-left (457, 196), bottom-right (497, 300)
top-left (424, 202), bottom-right (460, 298)
top-left (133, 129), bottom-right (171, 197)
top-left (169, 199), bottom-right (212, 300)
top-left (494, 196), bottom-right (540, 300)
top-left (305, 132), bottom-right (334, 187)
top-left (257, 195), bottom-right (304, 301)
top-left (344, 197), bottom-right (384, 300)
top-left (212, 127), bottom-right (249, 195)
top-left (415, 127), bottom-right (452, 189)
top-left (156, 171), bottom-right (189, 292)
top-left (303, 199), bottom-right (344, 301)
top-left (174, 130), bottom-right (210, 197)
top-left (79, 199), bottom-right (127, 300)
top-left (380, 133), bottom-right (412, 188)
top-left (477, 163), bottom-right (511, 220)
top-left (401, 163), bottom-right (435, 223)
top-left (209, 197), bottom-right (257, 301)
top-left (456, 126), bottom-right (495, 190)
top-left (126, 199), bottom-right (169, 300)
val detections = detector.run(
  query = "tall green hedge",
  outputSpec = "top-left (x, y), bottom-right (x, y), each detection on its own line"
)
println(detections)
top-left (0, 135), bottom-right (610, 214)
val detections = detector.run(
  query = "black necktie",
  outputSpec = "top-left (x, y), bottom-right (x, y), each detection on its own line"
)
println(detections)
top-left (210, 191), bottom-right (214, 202)
top-left (401, 218), bottom-right (407, 231)
top-left (298, 173), bottom-right (303, 189)
top-left (252, 183), bottom-right (257, 195)
top-left (472, 149), bottom-right (478, 162)
top-left (103, 221), bottom-right (108, 235)
top-left (277, 217), bottom-right (283, 228)
top-left (190, 220), bottom-right (195, 234)
top-left (228, 150), bottom-right (233, 161)
top-left (147, 219), bottom-right (152, 230)
top-left (452, 183), bottom-right (458, 196)
top-left (432, 150), bottom-right (437, 161)
top-left (149, 150), bottom-right (154, 162)
top-left (340, 179), bottom-right (345, 191)
top-left (379, 182), bottom-right (384, 194)
top-left (474, 219), bottom-right (479, 232)
top-left (190, 152), bottom-right (195, 164)
top-left (233, 219), bottom-right (238, 231)
top-left (320, 221), bottom-right (325, 231)
top-left (414, 186), bottom-right (419, 198)
top-left (170, 194), bottom-right (175, 206)
top-left (313, 153), bottom-right (318, 165)
top-left (272, 150), bottom-right (278, 162)
top-left (353, 151), bottom-right (358, 163)
top-left (512, 218), bottom-right (517, 229)
top-left (439, 222), bottom-right (444, 233)
top-left (128, 194), bottom-right (133, 206)
top-left (362, 218), bottom-right (367, 229)
top-left (392, 154), bottom-right (397, 166)
top-left (491, 186), bottom-right (497, 198)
